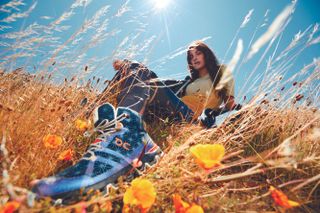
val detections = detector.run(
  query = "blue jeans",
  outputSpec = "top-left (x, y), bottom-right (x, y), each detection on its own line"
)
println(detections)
top-left (114, 63), bottom-right (194, 123)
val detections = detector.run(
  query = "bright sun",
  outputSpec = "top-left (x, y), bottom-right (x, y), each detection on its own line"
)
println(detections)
top-left (153, 0), bottom-right (171, 10)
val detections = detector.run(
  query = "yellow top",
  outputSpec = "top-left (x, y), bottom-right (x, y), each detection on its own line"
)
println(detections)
top-left (181, 65), bottom-right (234, 117)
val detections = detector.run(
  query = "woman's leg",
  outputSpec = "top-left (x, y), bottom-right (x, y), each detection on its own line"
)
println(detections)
top-left (116, 64), bottom-right (154, 115)
top-left (114, 61), bottom-right (194, 122)
top-left (146, 84), bottom-right (194, 122)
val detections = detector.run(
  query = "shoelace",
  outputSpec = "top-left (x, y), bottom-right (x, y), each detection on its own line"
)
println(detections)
top-left (81, 113), bottom-right (129, 161)
top-left (84, 113), bottom-right (128, 141)
top-left (82, 112), bottom-right (149, 173)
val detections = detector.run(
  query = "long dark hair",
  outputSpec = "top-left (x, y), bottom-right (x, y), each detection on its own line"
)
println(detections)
top-left (187, 40), bottom-right (222, 89)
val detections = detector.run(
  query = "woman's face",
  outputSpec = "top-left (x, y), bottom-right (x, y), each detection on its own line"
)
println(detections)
top-left (189, 48), bottom-right (206, 71)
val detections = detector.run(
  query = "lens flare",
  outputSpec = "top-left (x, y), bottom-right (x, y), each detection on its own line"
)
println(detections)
top-left (153, 0), bottom-right (171, 10)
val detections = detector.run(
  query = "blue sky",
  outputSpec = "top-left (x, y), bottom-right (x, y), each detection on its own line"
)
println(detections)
top-left (0, 0), bottom-right (319, 102)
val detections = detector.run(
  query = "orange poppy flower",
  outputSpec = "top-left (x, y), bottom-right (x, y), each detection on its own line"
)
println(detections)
top-left (75, 119), bottom-right (90, 132)
top-left (172, 194), bottom-right (204, 213)
top-left (186, 205), bottom-right (204, 213)
top-left (189, 144), bottom-right (225, 170)
top-left (173, 194), bottom-right (190, 212)
top-left (269, 186), bottom-right (300, 209)
top-left (0, 201), bottom-right (20, 213)
top-left (123, 178), bottom-right (156, 212)
top-left (43, 134), bottom-right (63, 149)
top-left (58, 149), bottom-right (74, 161)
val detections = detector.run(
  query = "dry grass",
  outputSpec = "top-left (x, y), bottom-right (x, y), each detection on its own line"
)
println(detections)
top-left (1, 1), bottom-right (319, 212)
top-left (0, 67), bottom-right (319, 212)
top-left (150, 107), bottom-right (320, 212)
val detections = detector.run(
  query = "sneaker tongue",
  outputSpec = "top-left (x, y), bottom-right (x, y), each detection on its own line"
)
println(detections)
top-left (116, 107), bottom-right (144, 130)
top-left (93, 103), bottom-right (116, 127)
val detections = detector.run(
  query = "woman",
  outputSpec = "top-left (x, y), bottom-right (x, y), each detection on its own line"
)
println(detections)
top-left (32, 41), bottom-right (239, 201)
top-left (107, 40), bottom-right (237, 126)
top-left (183, 40), bottom-right (236, 116)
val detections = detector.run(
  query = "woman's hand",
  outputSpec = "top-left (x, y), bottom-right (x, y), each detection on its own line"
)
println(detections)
top-left (198, 108), bottom-right (217, 128)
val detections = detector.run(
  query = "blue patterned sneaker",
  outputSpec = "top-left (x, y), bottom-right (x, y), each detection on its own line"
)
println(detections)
top-left (32, 103), bottom-right (163, 202)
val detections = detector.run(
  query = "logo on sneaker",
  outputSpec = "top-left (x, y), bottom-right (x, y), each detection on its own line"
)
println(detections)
top-left (115, 137), bottom-right (131, 150)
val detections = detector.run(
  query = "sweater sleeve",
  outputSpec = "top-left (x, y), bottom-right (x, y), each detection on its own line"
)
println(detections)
top-left (162, 76), bottom-right (191, 98)
top-left (215, 65), bottom-right (235, 97)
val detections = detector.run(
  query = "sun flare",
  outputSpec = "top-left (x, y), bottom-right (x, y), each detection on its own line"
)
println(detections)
top-left (153, 0), bottom-right (171, 10)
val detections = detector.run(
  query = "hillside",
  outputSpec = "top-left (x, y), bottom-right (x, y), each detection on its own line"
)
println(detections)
top-left (0, 70), bottom-right (319, 212)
